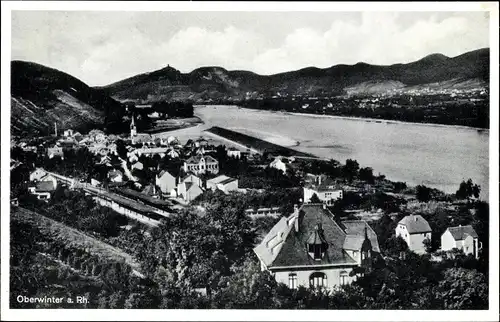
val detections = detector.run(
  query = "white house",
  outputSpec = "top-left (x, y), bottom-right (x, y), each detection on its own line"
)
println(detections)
top-left (269, 157), bottom-right (288, 174)
top-left (175, 174), bottom-right (204, 202)
top-left (441, 225), bottom-right (481, 258)
top-left (183, 155), bottom-right (219, 175)
top-left (303, 175), bottom-right (343, 205)
top-left (177, 181), bottom-right (204, 202)
top-left (30, 169), bottom-right (48, 182)
top-left (28, 180), bottom-right (56, 201)
top-left (47, 146), bottom-right (64, 159)
top-left (63, 129), bottom-right (74, 137)
top-left (395, 214), bottom-right (432, 254)
top-left (131, 161), bottom-right (144, 171)
top-left (108, 169), bottom-right (124, 183)
top-left (206, 175), bottom-right (238, 193)
top-left (38, 174), bottom-right (58, 190)
top-left (156, 170), bottom-right (176, 194)
top-left (253, 204), bottom-right (379, 290)
top-left (167, 148), bottom-right (180, 159)
top-left (179, 173), bottom-right (203, 187)
top-left (98, 155), bottom-right (112, 166)
top-left (227, 148), bottom-right (242, 159)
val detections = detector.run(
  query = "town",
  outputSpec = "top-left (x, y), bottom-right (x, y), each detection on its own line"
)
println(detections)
top-left (10, 110), bottom-right (489, 309)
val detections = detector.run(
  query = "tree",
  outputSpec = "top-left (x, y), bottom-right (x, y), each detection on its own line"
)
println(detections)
top-left (116, 139), bottom-right (128, 160)
top-left (372, 214), bottom-right (397, 248)
top-left (393, 181), bottom-right (407, 193)
top-left (383, 235), bottom-right (409, 257)
top-left (343, 159), bottom-right (359, 181)
top-left (309, 193), bottom-right (322, 204)
top-left (422, 237), bottom-right (433, 254)
top-left (435, 268), bottom-right (488, 309)
top-left (456, 179), bottom-right (481, 200)
top-left (416, 185), bottom-right (432, 202)
top-left (359, 167), bottom-right (375, 184)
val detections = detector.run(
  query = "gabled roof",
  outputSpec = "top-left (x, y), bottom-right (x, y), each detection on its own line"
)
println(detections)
top-left (185, 182), bottom-right (203, 192)
top-left (185, 155), bottom-right (218, 164)
top-left (253, 217), bottom-right (294, 267)
top-left (341, 220), bottom-right (380, 252)
top-left (342, 235), bottom-right (365, 251)
top-left (132, 161), bottom-right (143, 169)
top-left (108, 169), bottom-right (123, 179)
top-left (398, 215), bottom-right (432, 234)
top-left (133, 134), bottom-right (153, 143)
top-left (179, 173), bottom-right (201, 183)
top-left (141, 183), bottom-right (160, 196)
top-left (207, 175), bottom-right (236, 185)
top-left (447, 225), bottom-right (478, 240)
top-left (255, 204), bottom-right (357, 268)
top-left (158, 169), bottom-right (174, 179)
top-left (35, 181), bottom-right (55, 192)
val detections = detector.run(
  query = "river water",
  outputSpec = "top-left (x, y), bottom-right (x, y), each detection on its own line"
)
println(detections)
top-left (166, 105), bottom-right (490, 200)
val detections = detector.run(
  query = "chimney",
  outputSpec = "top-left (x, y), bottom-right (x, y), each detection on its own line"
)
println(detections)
top-left (293, 205), bottom-right (300, 232)
top-left (318, 175), bottom-right (322, 185)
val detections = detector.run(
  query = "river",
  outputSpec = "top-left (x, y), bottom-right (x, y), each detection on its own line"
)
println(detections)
top-left (164, 105), bottom-right (490, 200)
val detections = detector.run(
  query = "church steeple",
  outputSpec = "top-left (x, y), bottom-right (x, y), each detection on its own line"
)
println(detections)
top-left (130, 115), bottom-right (137, 144)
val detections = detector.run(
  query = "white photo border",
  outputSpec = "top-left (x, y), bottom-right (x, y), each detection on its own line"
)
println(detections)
top-left (1, 1), bottom-right (498, 321)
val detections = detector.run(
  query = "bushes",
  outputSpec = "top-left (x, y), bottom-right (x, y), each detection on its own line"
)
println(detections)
top-left (21, 188), bottom-right (126, 238)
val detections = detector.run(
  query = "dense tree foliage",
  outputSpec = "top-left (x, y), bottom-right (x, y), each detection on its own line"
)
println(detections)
top-left (456, 179), bottom-right (481, 200)
top-left (20, 189), bottom-right (127, 239)
top-left (239, 94), bottom-right (489, 129)
top-left (416, 185), bottom-right (432, 202)
top-left (150, 101), bottom-right (194, 118)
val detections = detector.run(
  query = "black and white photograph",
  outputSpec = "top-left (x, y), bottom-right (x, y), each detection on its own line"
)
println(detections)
top-left (1, 1), bottom-right (498, 321)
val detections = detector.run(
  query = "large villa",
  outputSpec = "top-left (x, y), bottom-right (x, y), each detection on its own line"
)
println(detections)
top-left (253, 203), bottom-right (380, 290)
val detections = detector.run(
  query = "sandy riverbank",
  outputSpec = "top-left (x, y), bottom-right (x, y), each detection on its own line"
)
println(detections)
top-left (146, 116), bottom-right (204, 134)
top-left (229, 128), bottom-right (299, 147)
top-left (284, 111), bottom-right (488, 132)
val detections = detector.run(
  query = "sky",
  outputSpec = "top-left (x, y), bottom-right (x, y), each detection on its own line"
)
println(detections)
top-left (11, 11), bottom-right (490, 86)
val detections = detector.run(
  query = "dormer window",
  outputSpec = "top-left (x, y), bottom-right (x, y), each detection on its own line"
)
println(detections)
top-left (307, 224), bottom-right (328, 260)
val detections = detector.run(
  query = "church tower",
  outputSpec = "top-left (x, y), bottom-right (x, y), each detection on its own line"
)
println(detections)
top-left (130, 115), bottom-right (137, 144)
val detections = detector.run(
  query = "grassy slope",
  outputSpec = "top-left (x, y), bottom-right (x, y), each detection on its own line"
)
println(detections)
top-left (12, 207), bottom-right (140, 271)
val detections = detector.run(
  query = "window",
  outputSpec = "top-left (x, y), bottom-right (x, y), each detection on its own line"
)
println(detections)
top-left (340, 271), bottom-right (348, 285)
top-left (289, 273), bottom-right (298, 290)
top-left (308, 244), bottom-right (323, 260)
top-left (309, 272), bottom-right (327, 288)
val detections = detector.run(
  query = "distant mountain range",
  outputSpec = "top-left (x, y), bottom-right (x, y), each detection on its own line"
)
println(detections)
top-left (100, 48), bottom-right (489, 103)
top-left (10, 48), bottom-right (489, 135)
top-left (11, 61), bottom-right (125, 136)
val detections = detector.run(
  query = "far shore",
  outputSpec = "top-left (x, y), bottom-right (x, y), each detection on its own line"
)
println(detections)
top-left (194, 104), bottom-right (488, 132)
top-left (285, 111), bottom-right (489, 132)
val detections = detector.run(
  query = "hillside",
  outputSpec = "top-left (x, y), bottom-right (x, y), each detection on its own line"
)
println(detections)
top-left (11, 61), bottom-right (125, 137)
top-left (101, 48), bottom-right (489, 103)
